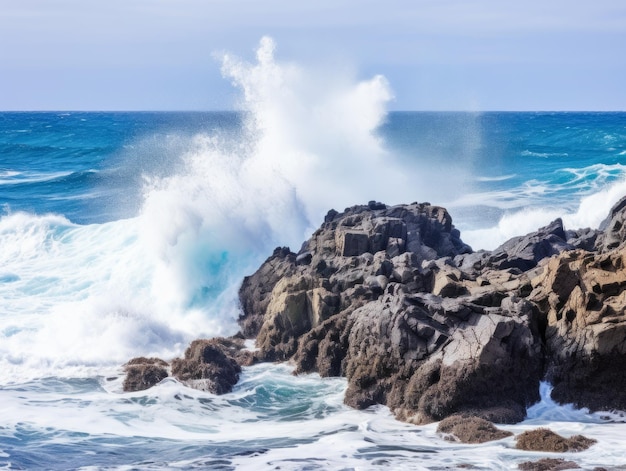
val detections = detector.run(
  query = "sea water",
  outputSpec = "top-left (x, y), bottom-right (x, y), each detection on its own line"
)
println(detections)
top-left (1, 37), bottom-right (626, 469)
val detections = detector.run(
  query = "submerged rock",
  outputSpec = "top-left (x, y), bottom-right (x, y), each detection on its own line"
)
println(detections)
top-left (515, 428), bottom-right (596, 452)
top-left (123, 357), bottom-right (169, 392)
top-left (518, 458), bottom-right (581, 471)
top-left (171, 338), bottom-right (243, 394)
top-left (436, 414), bottom-right (513, 443)
top-left (122, 337), bottom-right (251, 395)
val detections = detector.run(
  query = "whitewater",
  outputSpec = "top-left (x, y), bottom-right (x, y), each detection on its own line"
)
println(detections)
top-left (1, 37), bottom-right (626, 469)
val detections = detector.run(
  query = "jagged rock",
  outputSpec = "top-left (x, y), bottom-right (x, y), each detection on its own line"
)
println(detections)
top-left (515, 428), bottom-right (596, 452)
top-left (436, 414), bottom-right (513, 443)
top-left (239, 202), bottom-right (470, 365)
top-left (596, 195), bottom-right (626, 252)
top-left (343, 291), bottom-right (542, 424)
top-left (171, 338), bottom-right (243, 394)
top-left (238, 247), bottom-right (296, 338)
top-left (488, 219), bottom-right (573, 272)
top-left (566, 227), bottom-right (600, 252)
top-left (123, 357), bottom-right (169, 392)
top-left (235, 197), bottom-right (626, 425)
top-left (530, 248), bottom-right (626, 411)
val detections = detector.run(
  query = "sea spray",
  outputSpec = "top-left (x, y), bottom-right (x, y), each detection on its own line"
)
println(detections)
top-left (0, 37), bottom-right (417, 378)
top-left (460, 172), bottom-right (626, 250)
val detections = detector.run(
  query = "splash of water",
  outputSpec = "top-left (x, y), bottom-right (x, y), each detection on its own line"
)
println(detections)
top-left (0, 37), bottom-right (414, 378)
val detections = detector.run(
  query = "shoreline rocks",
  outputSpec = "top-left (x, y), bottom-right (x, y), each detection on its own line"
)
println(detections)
top-left (236, 199), bottom-right (626, 422)
top-left (122, 197), bottom-right (626, 428)
top-left (123, 336), bottom-right (253, 394)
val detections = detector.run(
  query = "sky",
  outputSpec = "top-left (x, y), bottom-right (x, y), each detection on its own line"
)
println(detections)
top-left (1, 0), bottom-right (625, 111)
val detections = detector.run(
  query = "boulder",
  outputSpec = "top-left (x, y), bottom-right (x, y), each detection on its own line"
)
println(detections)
top-left (171, 338), bottom-right (243, 394)
top-left (436, 414), bottom-right (513, 443)
top-left (123, 357), bottom-right (169, 392)
top-left (343, 291), bottom-right (543, 424)
top-left (515, 428), bottom-right (596, 452)
top-left (487, 219), bottom-right (573, 272)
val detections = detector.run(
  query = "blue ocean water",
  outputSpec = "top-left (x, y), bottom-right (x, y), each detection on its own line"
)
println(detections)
top-left (1, 110), bottom-right (625, 470)
top-left (2, 39), bottom-right (626, 469)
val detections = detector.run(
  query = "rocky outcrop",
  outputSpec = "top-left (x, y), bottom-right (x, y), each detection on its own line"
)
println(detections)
top-left (237, 198), bottom-right (626, 424)
top-left (123, 357), bottom-right (169, 392)
top-left (530, 248), bottom-right (626, 412)
top-left (239, 202), bottom-right (471, 365)
top-left (238, 202), bottom-right (545, 423)
top-left (123, 196), bottom-right (626, 428)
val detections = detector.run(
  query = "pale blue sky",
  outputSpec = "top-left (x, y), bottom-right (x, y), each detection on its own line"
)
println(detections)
top-left (1, 0), bottom-right (625, 111)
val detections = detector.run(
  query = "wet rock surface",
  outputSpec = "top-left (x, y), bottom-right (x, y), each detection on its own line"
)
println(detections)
top-left (515, 428), bottom-right (597, 452)
top-left (123, 198), bottom-right (626, 426)
top-left (123, 337), bottom-right (251, 395)
top-left (237, 199), bottom-right (626, 423)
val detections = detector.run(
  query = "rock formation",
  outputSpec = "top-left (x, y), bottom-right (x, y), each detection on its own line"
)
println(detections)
top-left (123, 197), bottom-right (626, 426)
top-left (518, 458), bottom-right (581, 471)
top-left (123, 337), bottom-right (251, 394)
top-left (237, 198), bottom-right (626, 423)
top-left (123, 357), bottom-right (169, 392)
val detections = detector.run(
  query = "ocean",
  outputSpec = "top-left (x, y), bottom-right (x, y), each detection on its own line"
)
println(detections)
top-left (2, 41), bottom-right (626, 470)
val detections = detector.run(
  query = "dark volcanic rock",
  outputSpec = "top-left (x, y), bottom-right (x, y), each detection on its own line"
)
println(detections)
top-left (240, 203), bottom-right (471, 364)
top-left (238, 247), bottom-right (297, 338)
top-left (596, 195), bottom-right (626, 252)
top-left (235, 197), bottom-right (626, 425)
top-left (436, 414), bottom-right (513, 443)
top-left (529, 248), bottom-right (626, 411)
top-left (123, 357), bottom-right (169, 392)
top-left (488, 219), bottom-right (573, 272)
top-left (171, 338), bottom-right (243, 394)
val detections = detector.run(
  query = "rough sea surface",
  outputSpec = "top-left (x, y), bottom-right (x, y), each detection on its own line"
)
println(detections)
top-left (2, 41), bottom-right (626, 470)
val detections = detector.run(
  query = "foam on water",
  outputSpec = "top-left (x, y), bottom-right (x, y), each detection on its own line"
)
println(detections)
top-left (3, 367), bottom-right (624, 470)
top-left (459, 167), bottom-right (626, 250)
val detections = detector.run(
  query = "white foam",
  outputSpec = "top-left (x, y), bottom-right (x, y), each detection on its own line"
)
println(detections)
top-left (460, 171), bottom-right (626, 250)
top-left (0, 171), bottom-right (73, 185)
